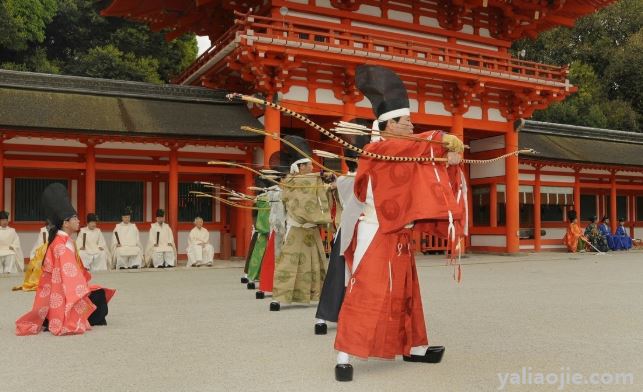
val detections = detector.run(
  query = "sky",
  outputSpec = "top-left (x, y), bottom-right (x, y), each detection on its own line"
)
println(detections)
top-left (197, 36), bottom-right (211, 55)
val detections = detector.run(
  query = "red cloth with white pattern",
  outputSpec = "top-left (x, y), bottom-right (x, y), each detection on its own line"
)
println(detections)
top-left (15, 232), bottom-right (115, 336)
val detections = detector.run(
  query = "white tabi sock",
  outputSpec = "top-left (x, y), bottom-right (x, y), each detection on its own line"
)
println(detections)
top-left (410, 345), bottom-right (429, 356)
top-left (315, 318), bottom-right (326, 325)
top-left (337, 351), bottom-right (351, 365)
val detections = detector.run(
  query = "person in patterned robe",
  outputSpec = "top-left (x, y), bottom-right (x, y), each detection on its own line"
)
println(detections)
top-left (15, 183), bottom-right (115, 336)
top-left (584, 216), bottom-right (609, 252)
top-left (270, 136), bottom-right (333, 316)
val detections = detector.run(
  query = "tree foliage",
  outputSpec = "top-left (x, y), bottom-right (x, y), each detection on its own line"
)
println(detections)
top-left (512, 0), bottom-right (642, 132)
top-left (0, 0), bottom-right (197, 83)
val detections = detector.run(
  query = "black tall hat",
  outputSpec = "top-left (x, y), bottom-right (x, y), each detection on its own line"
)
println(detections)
top-left (343, 118), bottom-right (371, 161)
top-left (87, 213), bottom-right (98, 223)
top-left (355, 65), bottom-right (410, 122)
top-left (122, 207), bottom-right (133, 216)
top-left (567, 210), bottom-right (577, 222)
top-left (156, 209), bottom-right (165, 218)
top-left (0, 211), bottom-right (9, 220)
top-left (41, 183), bottom-right (76, 226)
top-left (282, 135), bottom-right (312, 173)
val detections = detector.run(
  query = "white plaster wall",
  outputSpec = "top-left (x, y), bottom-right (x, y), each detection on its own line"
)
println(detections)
top-left (463, 106), bottom-right (482, 120)
top-left (288, 10), bottom-right (340, 23)
top-left (470, 159), bottom-right (505, 179)
top-left (99, 142), bottom-right (169, 151)
top-left (455, 39), bottom-right (498, 52)
top-left (544, 166), bottom-right (575, 173)
top-left (471, 235), bottom-right (507, 247)
top-left (487, 108), bottom-right (505, 122)
top-left (159, 182), bottom-right (166, 210)
top-left (283, 86), bottom-right (309, 101)
top-left (5, 137), bottom-right (86, 147)
top-left (542, 227), bottom-right (566, 240)
top-left (388, 10), bottom-right (413, 23)
top-left (540, 175), bottom-right (574, 183)
top-left (180, 145), bottom-right (245, 154)
top-left (425, 101), bottom-right (451, 116)
top-left (315, 88), bottom-right (343, 105)
top-left (351, 21), bottom-right (447, 42)
top-left (356, 4), bottom-right (381, 17)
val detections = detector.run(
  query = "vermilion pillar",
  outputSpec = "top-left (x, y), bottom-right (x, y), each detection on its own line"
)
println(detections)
top-left (534, 166), bottom-right (542, 252)
top-left (451, 113), bottom-right (464, 140)
top-left (610, 172), bottom-right (617, 232)
top-left (505, 124), bottom-right (519, 253)
top-left (573, 169), bottom-right (581, 215)
top-left (168, 147), bottom-right (179, 244)
top-left (85, 142), bottom-right (96, 215)
top-left (264, 103), bottom-right (280, 167)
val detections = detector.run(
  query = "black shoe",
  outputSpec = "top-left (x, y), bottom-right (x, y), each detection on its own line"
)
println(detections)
top-left (335, 364), bottom-right (353, 382)
top-left (315, 323), bottom-right (327, 335)
top-left (269, 302), bottom-right (280, 311)
top-left (247, 282), bottom-right (256, 290)
top-left (119, 267), bottom-right (125, 270)
top-left (241, 277), bottom-right (249, 284)
top-left (166, 265), bottom-right (174, 268)
top-left (403, 346), bottom-right (445, 363)
top-left (256, 291), bottom-right (265, 299)
top-left (131, 266), bottom-right (139, 269)
top-left (158, 265), bottom-right (165, 269)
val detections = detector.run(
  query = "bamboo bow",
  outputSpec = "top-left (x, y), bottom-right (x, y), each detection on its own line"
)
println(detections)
top-left (228, 93), bottom-right (535, 164)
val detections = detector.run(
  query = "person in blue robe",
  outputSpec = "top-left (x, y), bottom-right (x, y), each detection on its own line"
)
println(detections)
top-left (613, 218), bottom-right (633, 250)
top-left (599, 217), bottom-right (616, 250)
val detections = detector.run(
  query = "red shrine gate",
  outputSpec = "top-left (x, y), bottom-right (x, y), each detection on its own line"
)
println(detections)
top-left (102, 0), bottom-right (619, 253)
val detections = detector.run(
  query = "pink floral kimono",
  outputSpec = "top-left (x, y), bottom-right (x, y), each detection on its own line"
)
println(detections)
top-left (15, 231), bottom-right (115, 336)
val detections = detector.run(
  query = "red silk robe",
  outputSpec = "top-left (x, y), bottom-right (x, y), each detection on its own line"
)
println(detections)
top-left (334, 131), bottom-right (466, 359)
top-left (15, 232), bottom-right (115, 336)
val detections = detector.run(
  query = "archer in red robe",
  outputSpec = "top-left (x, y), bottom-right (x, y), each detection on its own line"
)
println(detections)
top-left (334, 130), bottom-right (466, 361)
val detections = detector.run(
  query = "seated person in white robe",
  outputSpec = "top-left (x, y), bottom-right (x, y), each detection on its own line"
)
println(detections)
top-left (77, 213), bottom-right (110, 271)
top-left (145, 209), bottom-right (176, 268)
top-left (111, 207), bottom-right (143, 269)
top-left (0, 211), bottom-right (24, 273)
top-left (186, 217), bottom-right (214, 267)
top-left (30, 224), bottom-right (49, 259)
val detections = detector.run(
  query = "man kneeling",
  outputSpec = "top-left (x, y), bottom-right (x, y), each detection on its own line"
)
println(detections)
top-left (187, 217), bottom-right (214, 267)
top-left (145, 209), bottom-right (176, 268)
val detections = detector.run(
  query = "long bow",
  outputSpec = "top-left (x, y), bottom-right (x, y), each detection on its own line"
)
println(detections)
top-left (228, 94), bottom-right (535, 163)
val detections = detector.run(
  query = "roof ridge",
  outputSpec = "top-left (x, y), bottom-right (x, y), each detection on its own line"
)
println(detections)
top-left (0, 69), bottom-right (232, 104)
top-left (521, 120), bottom-right (643, 145)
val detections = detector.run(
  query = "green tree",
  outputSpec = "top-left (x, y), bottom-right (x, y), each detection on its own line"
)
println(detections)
top-left (0, 0), bottom-right (197, 83)
top-left (0, 0), bottom-right (58, 51)
top-left (513, 0), bottom-right (642, 132)
top-left (65, 45), bottom-right (162, 83)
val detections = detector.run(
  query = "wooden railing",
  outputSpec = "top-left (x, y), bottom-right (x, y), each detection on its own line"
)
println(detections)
top-left (174, 13), bottom-right (568, 85)
top-left (420, 233), bottom-right (449, 253)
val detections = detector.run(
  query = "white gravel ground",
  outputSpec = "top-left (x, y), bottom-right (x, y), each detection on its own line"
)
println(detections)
top-left (1, 251), bottom-right (641, 392)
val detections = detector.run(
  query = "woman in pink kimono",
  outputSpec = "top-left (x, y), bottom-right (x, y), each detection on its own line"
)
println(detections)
top-left (15, 183), bottom-right (115, 336)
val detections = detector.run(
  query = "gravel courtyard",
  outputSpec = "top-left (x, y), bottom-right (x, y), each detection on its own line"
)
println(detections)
top-left (1, 251), bottom-right (641, 392)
